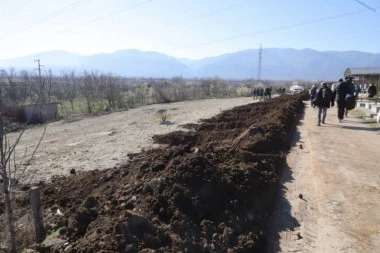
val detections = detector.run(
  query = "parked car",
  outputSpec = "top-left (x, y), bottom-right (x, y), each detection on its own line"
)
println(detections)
top-left (290, 85), bottom-right (304, 93)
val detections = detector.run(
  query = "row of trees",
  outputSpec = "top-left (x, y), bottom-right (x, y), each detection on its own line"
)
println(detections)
top-left (0, 68), bottom-right (267, 116)
top-left (0, 68), bottom-right (127, 113)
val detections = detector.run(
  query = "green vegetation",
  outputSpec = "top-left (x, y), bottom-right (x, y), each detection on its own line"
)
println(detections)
top-left (43, 228), bottom-right (61, 243)
top-left (349, 109), bottom-right (367, 118)
top-left (58, 98), bottom-right (110, 118)
top-left (349, 109), bottom-right (379, 128)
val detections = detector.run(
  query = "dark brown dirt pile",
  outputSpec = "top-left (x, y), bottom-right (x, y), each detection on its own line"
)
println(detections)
top-left (17, 93), bottom-right (306, 252)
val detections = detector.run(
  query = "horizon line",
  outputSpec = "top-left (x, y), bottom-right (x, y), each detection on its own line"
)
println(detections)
top-left (1, 47), bottom-right (380, 61)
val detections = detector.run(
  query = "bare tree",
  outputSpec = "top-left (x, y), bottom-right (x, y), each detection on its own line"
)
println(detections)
top-left (61, 69), bottom-right (79, 110)
top-left (18, 70), bottom-right (35, 105)
top-left (172, 76), bottom-right (187, 101)
top-left (79, 71), bottom-right (101, 113)
top-left (3, 68), bottom-right (18, 106)
top-left (0, 81), bottom-right (46, 252)
top-left (213, 80), bottom-right (228, 97)
top-left (100, 73), bottom-right (121, 110)
top-left (44, 69), bottom-right (55, 103)
top-left (200, 78), bottom-right (216, 98)
top-left (30, 69), bottom-right (46, 105)
top-left (151, 80), bottom-right (171, 103)
top-left (0, 68), bottom-right (33, 106)
top-left (51, 82), bottom-right (65, 109)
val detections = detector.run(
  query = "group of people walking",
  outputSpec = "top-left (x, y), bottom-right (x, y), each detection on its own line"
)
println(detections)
top-left (310, 76), bottom-right (358, 125)
top-left (252, 87), bottom-right (272, 101)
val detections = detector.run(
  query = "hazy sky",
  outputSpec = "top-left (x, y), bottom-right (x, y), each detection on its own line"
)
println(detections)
top-left (1, 0), bottom-right (380, 60)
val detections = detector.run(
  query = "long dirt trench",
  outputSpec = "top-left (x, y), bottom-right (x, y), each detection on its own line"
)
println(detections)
top-left (268, 104), bottom-right (380, 252)
top-left (4, 96), bottom-right (380, 252)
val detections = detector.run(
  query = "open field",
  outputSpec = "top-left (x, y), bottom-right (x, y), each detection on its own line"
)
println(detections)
top-left (11, 97), bottom-right (257, 184)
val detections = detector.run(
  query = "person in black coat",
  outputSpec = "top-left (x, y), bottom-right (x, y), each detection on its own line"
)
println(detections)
top-left (368, 84), bottom-right (377, 98)
top-left (313, 82), bottom-right (333, 125)
top-left (333, 77), bottom-right (354, 122)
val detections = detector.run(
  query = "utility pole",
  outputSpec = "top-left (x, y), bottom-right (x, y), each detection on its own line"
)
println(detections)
top-left (34, 59), bottom-right (45, 103)
top-left (34, 59), bottom-right (43, 86)
top-left (257, 44), bottom-right (262, 81)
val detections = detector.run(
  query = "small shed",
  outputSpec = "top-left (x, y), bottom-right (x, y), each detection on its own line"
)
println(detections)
top-left (344, 67), bottom-right (380, 86)
top-left (5, 103), bottom-right (59, 124)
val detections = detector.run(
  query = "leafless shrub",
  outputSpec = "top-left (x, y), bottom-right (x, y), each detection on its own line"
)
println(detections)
top-left (100, 73), bottom-right (123, 110)
top-left (0, 80), bottom-right (46, 252)
top-left (60, 69), bottom-right (79, 110)
top-left (151, 80), bottom-right (171, 103)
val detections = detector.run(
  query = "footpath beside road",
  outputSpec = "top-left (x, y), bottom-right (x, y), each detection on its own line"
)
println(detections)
top-left (268, 103), bottom-right (380, 252)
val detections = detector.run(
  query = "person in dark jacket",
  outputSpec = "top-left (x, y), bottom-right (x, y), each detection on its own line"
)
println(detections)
top-left (309, 84), bottom-right (318, 106)
top-left (333, 77), bottom-right (354, 122)
top-left (313, 82), bottom-right (333, 125)
top-left (345, 77), bottom-right (356, 117)
top-left (368, 84), bottom-right (377, 98)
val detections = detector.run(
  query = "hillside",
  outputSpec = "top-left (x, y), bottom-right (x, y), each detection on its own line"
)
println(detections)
top-left (1, 48), bottom-right (380, 80)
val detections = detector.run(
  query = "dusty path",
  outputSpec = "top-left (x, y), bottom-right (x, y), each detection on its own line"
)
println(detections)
top-left (269, 104), bottom-right (380, 252)
top-left (10, 97), bottom-right (255, 184)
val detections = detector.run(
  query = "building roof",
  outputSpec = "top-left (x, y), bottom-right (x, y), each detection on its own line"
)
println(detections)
top-left (344, 67), bottom-right (380, 77)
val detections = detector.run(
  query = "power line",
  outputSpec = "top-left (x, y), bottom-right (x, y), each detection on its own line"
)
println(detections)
top-left (0, 0), bottom-right (92, 40)
top-left (2, 0), bottom-right (233, 50)
top-left (38, 0), bottom-right (156, 39)
top-left (0, 0), bottom-right (156, 59)
top-left (1, 1), bottom-right (379, 60)
top-left (354, 0), bottom-right (376, 12)
top-left (0, 0), bottom-right (35, 20)
top-left (178, 6), bottom-right (380, 50)
top-left (162, 0), bottom-right (249, 30)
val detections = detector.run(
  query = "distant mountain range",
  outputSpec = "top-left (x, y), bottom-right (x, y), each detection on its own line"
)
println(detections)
top-left (1, 48), bottom-right (380, 81)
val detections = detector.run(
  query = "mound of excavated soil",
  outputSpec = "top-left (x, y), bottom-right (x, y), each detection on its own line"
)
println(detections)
top-left (17, 93), bottom-right (306, 252)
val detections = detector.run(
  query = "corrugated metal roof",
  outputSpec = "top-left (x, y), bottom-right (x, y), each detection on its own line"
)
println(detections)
top-left (345, 67), bottom-right (380, 76)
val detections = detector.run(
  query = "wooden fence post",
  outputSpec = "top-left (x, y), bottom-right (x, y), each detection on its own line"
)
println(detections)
top-left (30, 187), bottom-right (45, 243)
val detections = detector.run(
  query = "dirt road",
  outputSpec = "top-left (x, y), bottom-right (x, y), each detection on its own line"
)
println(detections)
top-left (269, 104), bottom-right (380, 252)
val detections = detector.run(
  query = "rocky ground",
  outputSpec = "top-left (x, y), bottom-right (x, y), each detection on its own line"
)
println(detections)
top-left (1, 93), bottom-right (306, 252)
